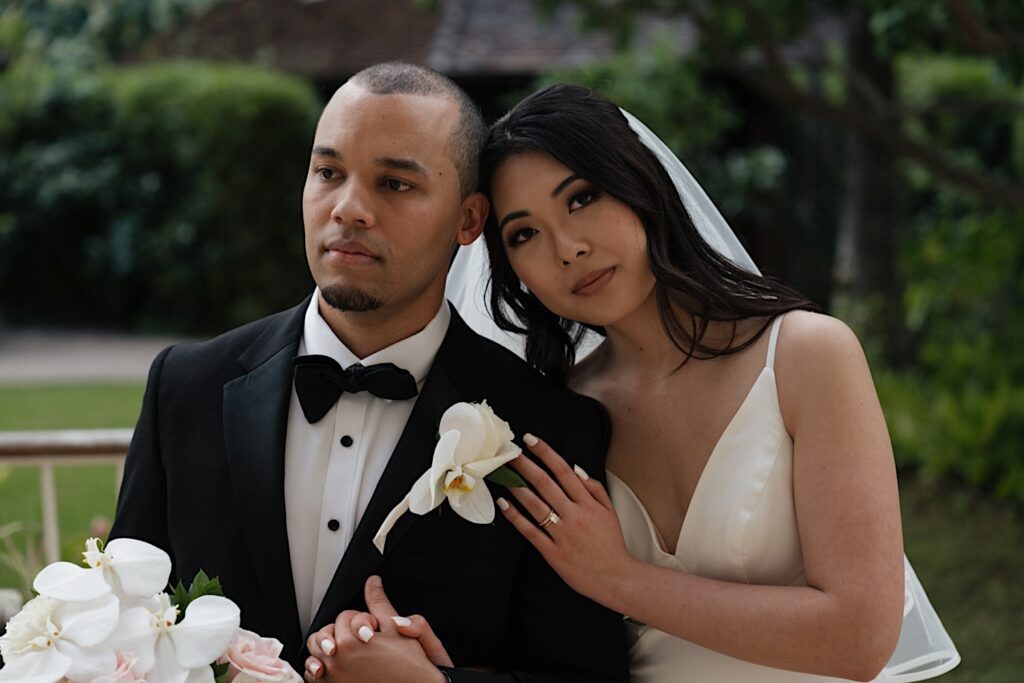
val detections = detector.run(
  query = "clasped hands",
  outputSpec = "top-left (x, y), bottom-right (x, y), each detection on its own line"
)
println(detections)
top-left (303, 436), bottom-right (633, 682)
top-left (304, 575), bottom-right (451, 683)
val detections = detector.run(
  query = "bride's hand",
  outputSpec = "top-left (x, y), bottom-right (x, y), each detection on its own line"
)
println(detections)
top-left (499, 434), bottom-right (636, 603)
top-left (303, 578), bottom-right (453, 680)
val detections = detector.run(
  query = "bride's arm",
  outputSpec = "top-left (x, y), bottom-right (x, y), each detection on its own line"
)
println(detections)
top-left (500, 313), bottom-right (904, 682)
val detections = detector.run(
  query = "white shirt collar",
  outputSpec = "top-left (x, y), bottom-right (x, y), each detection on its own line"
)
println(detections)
top-left (300, 289), bottom-right (450, 385)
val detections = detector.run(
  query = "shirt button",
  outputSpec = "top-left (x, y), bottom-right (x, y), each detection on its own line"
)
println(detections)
top-left (327, 519), bottom-right (340, 532)
top-left (340, 435), bottom-right (354, 447)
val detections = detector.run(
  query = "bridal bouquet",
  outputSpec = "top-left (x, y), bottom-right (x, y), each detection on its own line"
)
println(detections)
top-left (0, 538), bottom-right (300, 683)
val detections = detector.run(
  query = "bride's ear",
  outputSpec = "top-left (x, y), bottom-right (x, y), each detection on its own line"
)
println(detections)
top-left (456, 192), bottom-right (489, 246)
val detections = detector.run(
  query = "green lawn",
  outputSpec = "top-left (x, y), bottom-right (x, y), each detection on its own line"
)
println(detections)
top-left (0, 383), bottom-right (143, 593)
top-left (0, 383), bottom-right (1020, 679)
top-left (899, 478), bottom-right (1024, 681)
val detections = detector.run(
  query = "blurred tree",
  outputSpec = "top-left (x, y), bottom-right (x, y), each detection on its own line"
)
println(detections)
top-left (0, 0), bottom-right (219, 70)
top-left (539, 0), bottom-right (1023, 361)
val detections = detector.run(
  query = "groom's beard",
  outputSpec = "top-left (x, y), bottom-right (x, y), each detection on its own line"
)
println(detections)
top-left (321, 284), bottom-right (383, 312)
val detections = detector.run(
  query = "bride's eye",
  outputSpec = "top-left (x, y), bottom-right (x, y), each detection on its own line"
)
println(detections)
top-left (506, 227), bottom-right (538, 248)
top-left (568, 187), bottom-right (602, 212)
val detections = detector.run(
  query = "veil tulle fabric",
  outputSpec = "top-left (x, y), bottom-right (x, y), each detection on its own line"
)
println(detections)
top-left (446, 108), bottom-right (959, 682)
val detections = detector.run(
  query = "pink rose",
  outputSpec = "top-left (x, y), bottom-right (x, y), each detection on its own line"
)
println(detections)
top-left (220, 629), bottom-right (302, 682)
top-left (94, 653), bottom-right (146, 682)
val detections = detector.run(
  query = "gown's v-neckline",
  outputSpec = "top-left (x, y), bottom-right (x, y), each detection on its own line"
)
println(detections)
top-left (608, 366), bottom-right (774, 559)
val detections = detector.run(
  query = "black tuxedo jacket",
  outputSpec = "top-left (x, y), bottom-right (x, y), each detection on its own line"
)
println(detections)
top-left (110, 297), bottom-right (628, 681)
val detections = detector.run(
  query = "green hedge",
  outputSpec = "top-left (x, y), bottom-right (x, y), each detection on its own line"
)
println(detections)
top-left (877, 55), bottom-right (1024, 505)
top-left (876, 206), bottom-right (1024, 505)
top-left (0, 61), bottom-right (321, 332)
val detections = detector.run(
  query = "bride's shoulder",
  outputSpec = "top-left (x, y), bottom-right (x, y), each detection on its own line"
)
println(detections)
top-left (770, 309), bottom-right (876, 432)
top-left (776, 309), bottom-right (862, 352)
top-left (774, 311), bottom-right (871, 384)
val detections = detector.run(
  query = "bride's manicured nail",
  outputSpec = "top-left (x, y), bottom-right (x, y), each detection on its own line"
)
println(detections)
top-left (321, 638), bottom-right (335, 655)
top-left (523, 433), bottom-right (538, 447)
top-left (574, 465), bottom-right (590, 480)
top-left (391, 615), bottom-right (412, 627)
top-left (357, 625), bottom-right (374, 643)
top-left (309, 661), bottom-right (321, 675)
top-left (497, 497), bottom-right (510, 511)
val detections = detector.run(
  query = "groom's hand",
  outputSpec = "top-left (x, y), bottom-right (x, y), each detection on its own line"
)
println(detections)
top-left (304, 576), bottom-right (449, 683)
top-left (364, 574), bottom-right (454, 668)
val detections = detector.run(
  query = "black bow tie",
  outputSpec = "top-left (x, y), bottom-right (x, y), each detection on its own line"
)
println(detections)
top-left (292, 355), bottom-right (418, 423)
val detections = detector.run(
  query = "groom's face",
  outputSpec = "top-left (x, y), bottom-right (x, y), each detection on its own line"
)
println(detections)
top-left (302, 83), bottom-right (471, 317)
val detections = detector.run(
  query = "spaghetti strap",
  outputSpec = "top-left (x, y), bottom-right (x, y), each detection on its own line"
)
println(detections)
top-left (765, 315), bottom-right (784, 369)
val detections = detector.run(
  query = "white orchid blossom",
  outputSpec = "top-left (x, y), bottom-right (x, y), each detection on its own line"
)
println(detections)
top-left (0, 593), bottom-right (119, 683)
top-left (0, 537), bottom-right (286, 683)
top-left (374, 401), bottom-right (522, 551)
top-left (108, 592), bottom-right (241, 683)
top-left (33, 537), bottom-right (171, 604)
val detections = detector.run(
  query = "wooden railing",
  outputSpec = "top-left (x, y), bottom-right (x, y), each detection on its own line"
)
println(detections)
top-left (0, 429), bottom-right (131, 564)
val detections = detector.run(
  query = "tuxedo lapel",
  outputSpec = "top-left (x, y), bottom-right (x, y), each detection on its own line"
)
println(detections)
top-left (223, 297), bottom-right (308, 652)
top-left (305, 333), bottom-right (464, 641)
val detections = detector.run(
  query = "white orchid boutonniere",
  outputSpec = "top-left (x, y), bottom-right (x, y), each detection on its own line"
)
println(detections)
top-left (373, 401), bottom-right (524, 552)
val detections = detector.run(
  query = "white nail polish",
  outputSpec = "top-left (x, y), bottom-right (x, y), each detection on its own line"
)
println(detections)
top-left (321, 638), bottom-right (335, 655)
top-left (497, 497), bottom-right (509, 511)
top-left (309, 661), bottom-right (321, 674)
top-left (523, 433), bottom-right (538, 447)
top-left (574, 464), bottom-right (590, 480)
top-left (357, 625), bottom-right (374, 642)
top-left (391, 615), bottom-right (412, 627)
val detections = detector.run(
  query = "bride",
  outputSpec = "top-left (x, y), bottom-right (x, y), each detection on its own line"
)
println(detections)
top-left (318, 83), bottom-right (959, 682)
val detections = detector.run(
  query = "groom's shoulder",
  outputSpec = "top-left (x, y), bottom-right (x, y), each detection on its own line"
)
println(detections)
top-left (452, 327), bottom-right (611, 466)
top-left (453, 324), bottom-right (604, 421)
top-left (156, 301), bottom-right (305, 383)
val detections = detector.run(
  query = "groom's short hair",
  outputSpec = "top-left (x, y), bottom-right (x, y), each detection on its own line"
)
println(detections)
top-left (350, 62), bottom-right (485, 199)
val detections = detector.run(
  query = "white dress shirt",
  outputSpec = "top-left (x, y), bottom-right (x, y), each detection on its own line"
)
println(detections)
top-left (284, 290), bottom-right (450, 631)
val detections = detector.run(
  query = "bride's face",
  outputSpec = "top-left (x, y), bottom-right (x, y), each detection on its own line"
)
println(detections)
top-left (491, 152), bottom-right (657, 327)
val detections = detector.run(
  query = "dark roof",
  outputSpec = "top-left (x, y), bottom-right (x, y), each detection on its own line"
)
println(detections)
top-left (428, 0), bottom-right (613, 77)
top-left (141, 0), bottom-right (441, 79)
top-left (140, 0), bottom-right (694, 80)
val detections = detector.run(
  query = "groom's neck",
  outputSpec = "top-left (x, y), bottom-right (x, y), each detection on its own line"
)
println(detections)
top-left (318, 289), bottom-right (445, 359)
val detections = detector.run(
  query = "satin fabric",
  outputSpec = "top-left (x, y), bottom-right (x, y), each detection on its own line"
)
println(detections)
top-left (607, 317), bottom-right (959, 682)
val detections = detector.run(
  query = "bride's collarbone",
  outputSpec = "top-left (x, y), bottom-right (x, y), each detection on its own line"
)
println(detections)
top-left (593, 341), bottom-right (776, 549)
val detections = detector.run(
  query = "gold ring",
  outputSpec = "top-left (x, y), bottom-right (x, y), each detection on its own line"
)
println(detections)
top-left (538, 509), bottom-right (560, 529)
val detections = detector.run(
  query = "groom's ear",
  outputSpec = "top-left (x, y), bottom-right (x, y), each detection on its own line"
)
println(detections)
top-left (455, 191), bottom-right (489, 246)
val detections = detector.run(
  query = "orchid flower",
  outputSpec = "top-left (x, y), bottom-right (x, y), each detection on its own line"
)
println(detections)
top-left (108, 592), bottom-right (241, 683)
top-left (33, 537), bottom-right (172, 604)
top-left (0, 593), bottom-right (119, 683)
top-left (374, 401), bottom-right (522, 551)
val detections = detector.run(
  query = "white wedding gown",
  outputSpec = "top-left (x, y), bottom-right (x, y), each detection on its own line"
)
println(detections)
top-left (607, 316), bottom-right (960, 682)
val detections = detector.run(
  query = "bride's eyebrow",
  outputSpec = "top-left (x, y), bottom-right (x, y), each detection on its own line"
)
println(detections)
top-left (498, 173), bottom-right (582, 230)
top-left (499, 210), bottom-right (529, 231)
top-left (551, 173), bottom-right (581, 198)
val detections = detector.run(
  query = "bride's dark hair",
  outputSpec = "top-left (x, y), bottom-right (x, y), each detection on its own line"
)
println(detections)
top-left (480, 84), bottom-right (820, 385)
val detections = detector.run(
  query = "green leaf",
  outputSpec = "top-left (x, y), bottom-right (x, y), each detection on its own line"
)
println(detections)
top-left (171, 580), bottom-right (189, 612)
top-left (212, 661), bottom-right (230, 683)
top-left (188, 569), bottom-right (224, 601)
top-left (171, 569), bottom-right (226, 621)
top-left (487, 466), bottom-right (527, 488)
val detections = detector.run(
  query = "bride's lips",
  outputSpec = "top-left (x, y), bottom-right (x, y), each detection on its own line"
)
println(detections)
top-left (324, 239), bottom-right (380, 264)
top-left (573, 267), bottom-right (615, 295)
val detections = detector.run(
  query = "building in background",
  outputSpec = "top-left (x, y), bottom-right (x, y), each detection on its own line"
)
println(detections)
top-left (136, 0), bottom-right (693, 117)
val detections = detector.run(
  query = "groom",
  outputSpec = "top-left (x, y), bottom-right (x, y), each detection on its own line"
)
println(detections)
top-left (110, 62), bottom-right (627, 680)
